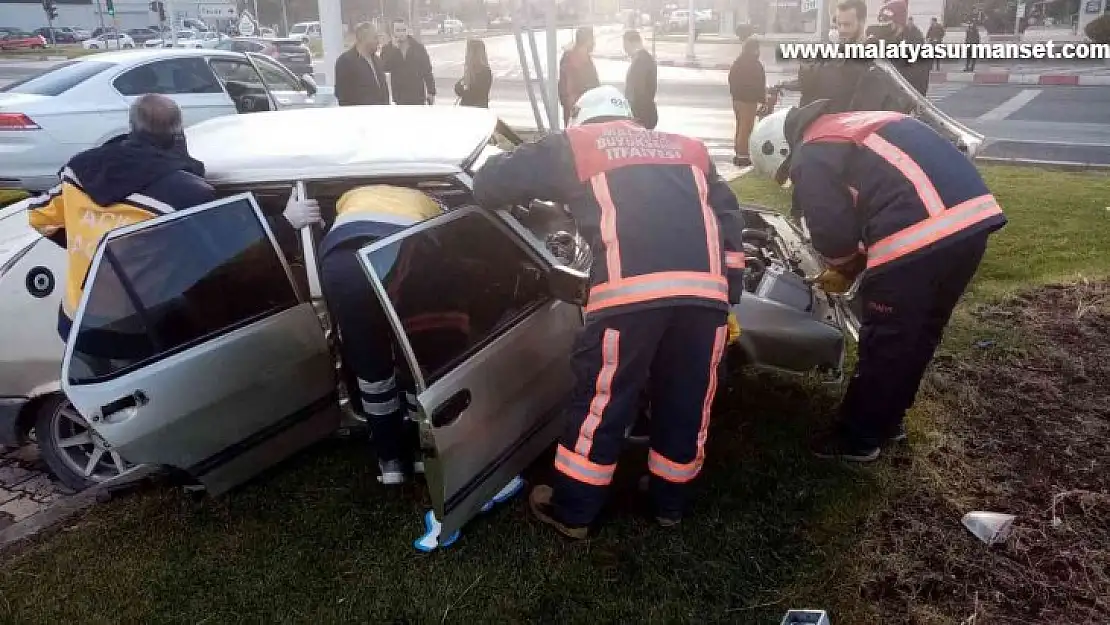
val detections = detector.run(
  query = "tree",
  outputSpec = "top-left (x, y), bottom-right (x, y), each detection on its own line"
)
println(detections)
top-left (1087, 14), bottom-right (1110, 44)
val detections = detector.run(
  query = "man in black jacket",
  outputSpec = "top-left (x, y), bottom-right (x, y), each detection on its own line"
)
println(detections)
top-left (380, 21), bottom-right (436, 105)
top-left (622, 30), bottom-right (657, 129)
top-left (795, 0), bottom-right (869, 111)
top-left (334, 22), bottom-right (390, 106)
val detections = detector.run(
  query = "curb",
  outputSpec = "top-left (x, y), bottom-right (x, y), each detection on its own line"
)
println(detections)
top-left (0, 487), bottom-right (98, 552)
top-left (975, 156), bottom-right (1110, 171)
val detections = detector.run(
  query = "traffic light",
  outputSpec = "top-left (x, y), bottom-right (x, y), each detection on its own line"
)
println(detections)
top-left (106, 0), bottom-right (115, 16)
top-left (42, 0), bottom-right (58, 21)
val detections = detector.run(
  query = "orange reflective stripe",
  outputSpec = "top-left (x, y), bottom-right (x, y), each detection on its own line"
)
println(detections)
top-left (862, 134), bottom-right (945, 217)
top-left (591, 173), bottom-right (622, 281)
top-left (691, 166), bottom-right (722, 276)
top-left (725, 251), bottom-right (746, 270)
top-left (585, 271), bottom-right (729, 314)
top-left (574, 328), bottom-right (620, 458)
top-left (555, 444), bottom-right (616, 486)
top-left (867, 194), bottom-right (1003, 269)
top-left (647, 324), bottom-right (728, 484)
top-left (648, 449), bottom-right (700, 483)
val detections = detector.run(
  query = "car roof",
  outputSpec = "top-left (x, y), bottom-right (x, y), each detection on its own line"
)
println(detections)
top-left (69, 48), bottom-right (243, 65)
top-left (185, 106), bottom-right (500, 185)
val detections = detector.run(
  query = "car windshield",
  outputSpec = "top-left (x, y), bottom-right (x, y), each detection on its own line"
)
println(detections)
top-left (0, 60), bottom-right (113, 96)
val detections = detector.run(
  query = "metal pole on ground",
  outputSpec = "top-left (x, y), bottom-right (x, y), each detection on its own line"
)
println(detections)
top-left (318, 0), bottom-right (344, 86)
top-left (527, 19), bottom-right (553, 129)
top-left (513, 16), bottom-right (546, 132)
top-left (685, 0), bottom-right (695, 62)
top-left (545, 0), bottom-right (559, 130)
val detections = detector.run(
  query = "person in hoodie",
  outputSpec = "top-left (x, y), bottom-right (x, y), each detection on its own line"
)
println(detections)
top-left (26, 93), bottom-right (322, 348)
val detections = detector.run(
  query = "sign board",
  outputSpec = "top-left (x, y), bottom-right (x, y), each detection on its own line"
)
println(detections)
top-left (801, 0), bottom-right (817, 12)
top-left (238, 12), bottom-right (255, 36)
top-left (1085, 0), bottom-right (1101, 13)
top-left (199, 4), bottom-right (237, 19)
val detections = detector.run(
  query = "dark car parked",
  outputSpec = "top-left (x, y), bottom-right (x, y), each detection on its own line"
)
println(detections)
top-left (33, 27), bottom-right (77, 43)
top-left (126, 28), bottom-right (161, 44)
top-left (216, 36), bottom-right (313, 77)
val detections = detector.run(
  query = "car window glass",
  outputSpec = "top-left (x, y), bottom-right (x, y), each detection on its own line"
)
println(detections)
top-left (365, 211), bottom-right (548, 386)
top-left (68, 198), bottom-right (298, 385)
top-left (253, 57), bottom-right (301, 91)
top-left (210, 58), bottom-right (262, 86)
top-left (0, 60), bottom-right (113, 95)
top-left (114, 57), bottom-right (223, 95)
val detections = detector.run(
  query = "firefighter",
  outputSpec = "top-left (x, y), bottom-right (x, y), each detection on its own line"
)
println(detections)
top-left (317, 185), bottom-right (447, 485)
top-left (748, 102), bottom-right (1007, 461)
top-left (472, 85), bottom-right (748, 539)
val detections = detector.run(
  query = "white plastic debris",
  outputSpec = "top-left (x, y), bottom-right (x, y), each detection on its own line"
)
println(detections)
top-left (781, 609), bottom-right (831, 625)
top-left (961, 511), bottom-right (1016, 545)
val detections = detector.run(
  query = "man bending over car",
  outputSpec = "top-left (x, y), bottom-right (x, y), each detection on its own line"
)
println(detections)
top-left (26, 93), bottom-right (321, 354)
top-left (316, 185), bottom-right (449, 485)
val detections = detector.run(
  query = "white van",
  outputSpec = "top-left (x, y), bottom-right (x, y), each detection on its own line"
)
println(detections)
top-left (288, 21), bottom-right (321, 43)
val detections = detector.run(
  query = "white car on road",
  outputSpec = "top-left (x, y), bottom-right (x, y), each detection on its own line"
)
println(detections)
top-left (0, 48), bottom-right (335, 192)
top-left (0, 106), bottom-right (860, 525)
top-left (144, 29), bottom-right (205, 48)
top-left (82, 33), bottom-right (136, 49)
top-left (441, 19), bottom-right (466, 35)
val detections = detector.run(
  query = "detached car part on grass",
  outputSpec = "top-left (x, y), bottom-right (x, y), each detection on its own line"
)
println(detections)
top-left (0, 106), bottom-right (858, 549)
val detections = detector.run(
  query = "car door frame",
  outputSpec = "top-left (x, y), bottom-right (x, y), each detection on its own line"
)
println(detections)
top-left (247, 52), bottom-right (313, 108)
top-left (355, 205), bottom-right (585, 536)
top-left (207, 53), bottom-right (281, 113)
top-left (59, 193), bottom-right (340, 495)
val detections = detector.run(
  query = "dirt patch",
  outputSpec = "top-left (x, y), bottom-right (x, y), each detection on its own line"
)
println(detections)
top-left (855, 280), bottom-right (1110, 623)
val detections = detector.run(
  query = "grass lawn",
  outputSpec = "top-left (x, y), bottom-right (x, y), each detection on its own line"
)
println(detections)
top-left (0, 189), bottom-right (29, 207)
top-left (0, 45), bottom-right (97, 60)
top-left (1, 165), bottom-right (1108, 623)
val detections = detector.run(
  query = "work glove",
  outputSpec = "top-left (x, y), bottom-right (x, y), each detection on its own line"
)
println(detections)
top-left (283, 194), bottom-right (323, 230)
top-left (813, 268), bottom-right (854, 294)
top-left (727, 311), bottom-right (741, 345)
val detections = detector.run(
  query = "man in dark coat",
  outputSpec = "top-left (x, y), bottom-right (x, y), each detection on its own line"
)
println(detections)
top-left (334, 22), bottom-right (390, 106)
top-left (380, 21), bottom-right (436, 105)
top-left (622, 30), bottom-right (658, 129)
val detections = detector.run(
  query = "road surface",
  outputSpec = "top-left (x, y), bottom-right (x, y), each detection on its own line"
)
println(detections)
top-left (2, 30), bottom-right (1110, 165)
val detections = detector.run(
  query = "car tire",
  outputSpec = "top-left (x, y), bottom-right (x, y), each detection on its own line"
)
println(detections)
top-left (88, 44), bottom-right (98, 49)
top-left (124, 43), bottom-right (134, 48)
top-left (35, 393), bottom-right (131, 492)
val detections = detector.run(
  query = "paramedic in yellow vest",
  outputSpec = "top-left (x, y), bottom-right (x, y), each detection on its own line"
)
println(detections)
top-left (27, 93), bottom-right (321, 352)
top-left (317, 185), bottom-right (450, 486)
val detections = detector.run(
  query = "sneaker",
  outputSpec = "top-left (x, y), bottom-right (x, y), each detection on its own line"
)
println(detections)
top-left (636, 476), bottom-right (683, 527)
top-left (656, 515), bottom-right (682, 528)
top-left (809, 429), bottom-right (881, 462)
top-left (888, 423), bottom-right (908, 444)
top-left (377, 459), bottom-right (407, 485)
top-left (528, 485), bottom-right (589, 540)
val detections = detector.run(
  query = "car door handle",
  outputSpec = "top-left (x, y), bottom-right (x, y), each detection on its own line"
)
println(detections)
top-left (430, 389), bottom-right (471, 428)
top-left (100, 390), bottom-right (149, 420)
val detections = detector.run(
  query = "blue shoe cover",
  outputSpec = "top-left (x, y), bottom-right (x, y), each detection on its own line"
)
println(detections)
top-left (481, 474), bottom-right (525, 513)
top-left (413, 509), bottom-right (460, 552)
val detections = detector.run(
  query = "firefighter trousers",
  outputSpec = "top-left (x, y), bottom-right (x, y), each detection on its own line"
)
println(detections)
top-left (840, 234), bottom-right (989, 446)
top-left (551, 305), bottom-right (730, 526)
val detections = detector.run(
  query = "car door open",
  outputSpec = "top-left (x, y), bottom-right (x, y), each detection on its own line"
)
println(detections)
top-left (356, 207), bottom-right (583, 537)
top-left (60, 194), bottom-right (339, 495)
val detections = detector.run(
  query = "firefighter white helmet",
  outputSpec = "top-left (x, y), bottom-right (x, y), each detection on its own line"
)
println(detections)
top-left (749, 107), bottom-right (793, 183)
top-left (569, 85), bottom-right (632, 127)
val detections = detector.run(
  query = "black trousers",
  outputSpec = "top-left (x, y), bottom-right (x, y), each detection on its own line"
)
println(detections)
top-left (839, 234), bottom-right (989, 446)
top-left (550, 306), bottom-right (729, 525)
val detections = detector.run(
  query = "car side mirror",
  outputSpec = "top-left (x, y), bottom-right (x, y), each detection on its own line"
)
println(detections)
top-left (548, 265), bottom-right (588, 306)
top-left (300, 73), bottom-right (318, 96)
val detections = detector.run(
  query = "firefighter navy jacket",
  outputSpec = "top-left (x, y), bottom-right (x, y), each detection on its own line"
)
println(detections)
top-left (472, 119), bottom-right (747, 320)
top-left (787, 110), bottom-right (1007, 275)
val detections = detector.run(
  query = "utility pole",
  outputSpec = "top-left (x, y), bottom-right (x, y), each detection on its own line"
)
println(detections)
top-left (253, 0), bottom-right (260, 27)
top-left (42, 0), bottom-right (58, 45)
top-left (685, 0), bottom-right (694, 61)
top-left (95, 0), bottom-right (106, 35)
top-left (281, 0), bottom-right (289, 35)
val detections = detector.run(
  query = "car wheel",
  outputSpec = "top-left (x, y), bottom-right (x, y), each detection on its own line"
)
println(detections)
top-left (88, 44), bottom-right (98, 49)
top-left (125, 43), bottom-right (134, 48)
top-left (35, 394), bottom-right (133, 492)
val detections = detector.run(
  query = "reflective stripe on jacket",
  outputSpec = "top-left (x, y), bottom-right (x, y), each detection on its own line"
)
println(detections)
top-left (789, 111), bottom-right (1006, 274)
top-left (472, 120), bottom-right (747, 321)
